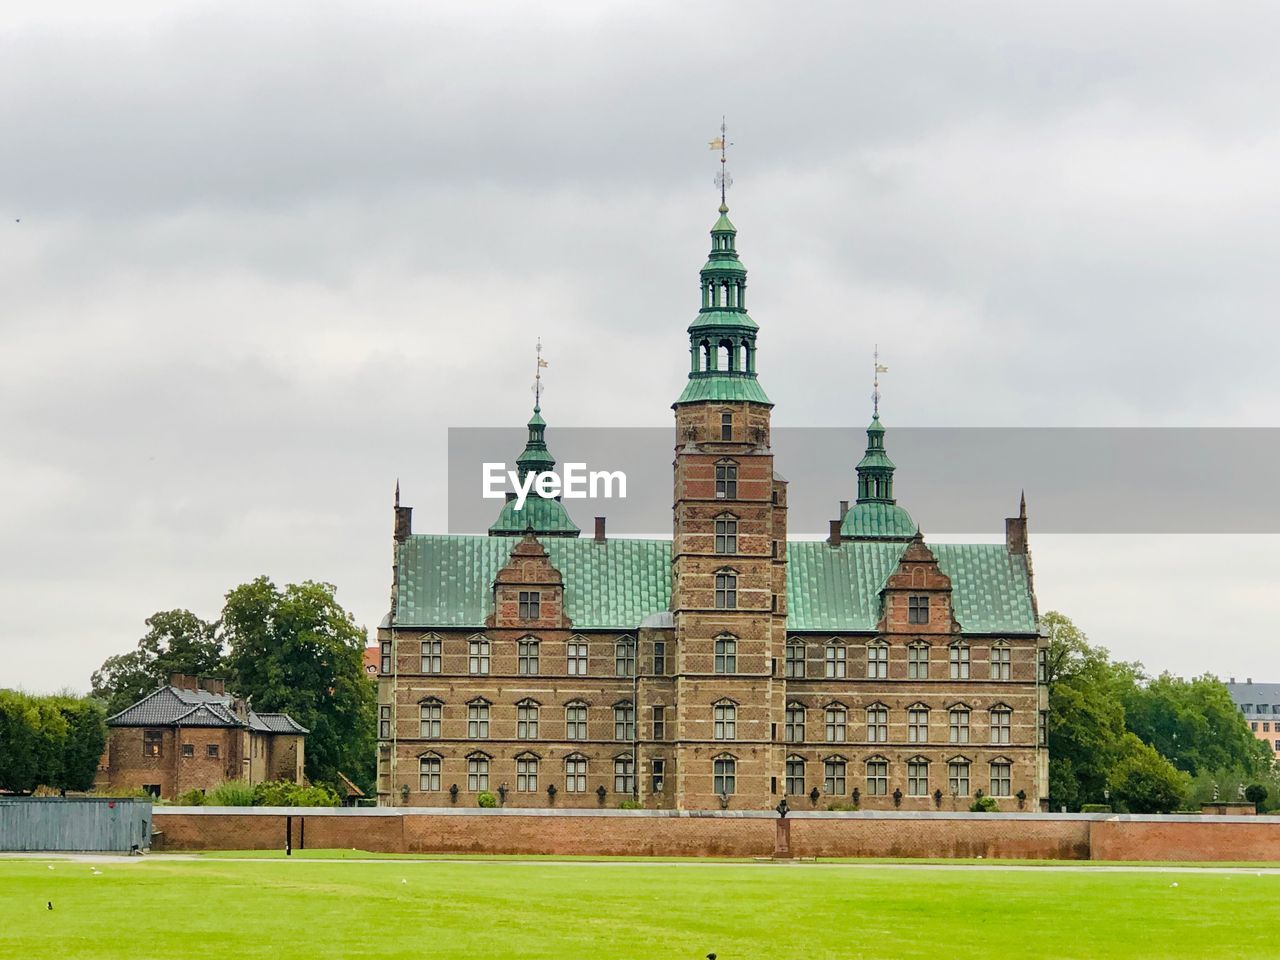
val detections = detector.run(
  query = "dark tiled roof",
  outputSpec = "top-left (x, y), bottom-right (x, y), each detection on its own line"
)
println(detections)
top-left (107, 685), bottom-right (307, 735)
top-left (1227, 681), bottom-right (1280, 714)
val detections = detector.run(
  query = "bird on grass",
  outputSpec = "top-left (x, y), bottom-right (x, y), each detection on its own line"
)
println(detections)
top-left (47, 902), bottom-right (53, 910)
top-left (707, 954), bottom-right (716, 959)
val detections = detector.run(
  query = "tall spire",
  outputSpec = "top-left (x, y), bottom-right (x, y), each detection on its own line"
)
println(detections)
top-left (674, 121), bottom-right (770, 407)
top-left (839, 354), bottom-right (917, 541)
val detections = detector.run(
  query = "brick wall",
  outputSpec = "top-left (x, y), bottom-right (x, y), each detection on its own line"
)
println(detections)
top-left (150, 809), bottom-right (1280, 861)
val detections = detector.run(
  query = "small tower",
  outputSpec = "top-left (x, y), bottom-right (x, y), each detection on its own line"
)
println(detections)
top-left (841, 353), bottom-right (916, 541)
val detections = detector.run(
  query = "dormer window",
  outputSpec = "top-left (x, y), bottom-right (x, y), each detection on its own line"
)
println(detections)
top-left (518, 591), bottom-right (540, 620)
top-left (908, 595), bottom-right (929, 624)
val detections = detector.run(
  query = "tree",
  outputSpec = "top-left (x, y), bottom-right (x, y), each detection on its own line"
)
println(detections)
top-left (0, 690), bottom-right (42, 793)
top-left (91, 610), bottom-right (224, 715)
top-left (0, 691), bottom-right (106, 794)
top-left (1107, 733), bottom-right (1190, 813)
top-left (1121, 673), bottom-right (1271, 777)
top-left (54, 696), bottom-right (107, 793)
top-left (222, 577), bottom-right (375, 792)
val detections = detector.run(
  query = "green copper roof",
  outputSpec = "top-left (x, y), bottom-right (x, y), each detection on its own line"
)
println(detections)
top-left (396, 535), bottom-right (670, 629)
top-left (690, 309), bottom-right (757, 330)
top-left (488, 496), bottom-right (581, 537)
top-left (675, 374), bottom-right (772, 405)
top-left (839, 501), bottom-right (917, 540)
top-left (394, 535), bottom-right (1036, 635)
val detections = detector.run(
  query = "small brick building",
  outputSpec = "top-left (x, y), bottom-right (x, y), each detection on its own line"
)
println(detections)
top-left (98, 675), bottom-right (308, 800)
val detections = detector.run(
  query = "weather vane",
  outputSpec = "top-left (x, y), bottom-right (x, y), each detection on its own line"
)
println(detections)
top-left (709, 117), bottom-right (733, 205)
top-left (873, 345), bottom-right (888, 417)
top-left (533, 338), bottom-right (549, 410)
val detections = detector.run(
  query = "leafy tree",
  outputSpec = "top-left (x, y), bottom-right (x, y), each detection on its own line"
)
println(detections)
top-left (1245, 784), bottom-right (1268, 808)
top-left (0, 690), bottom-right (42, 793)
top-left (52, 696), bottom-right (107, 793)
top-left (91, 610), bottom-right (224, 715)
top-left (222, 577), bottom-right (375, 793)
top-left (0, 691), bottom-right (105, 794)
top-left (1121, 673), bottom-right (1271, 777)
top-left (1107, 733), bottom-right (1190, 813)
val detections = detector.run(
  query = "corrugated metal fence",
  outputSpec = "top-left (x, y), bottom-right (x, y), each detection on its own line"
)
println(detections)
top-left (0, 798), bottom-right (152, 852)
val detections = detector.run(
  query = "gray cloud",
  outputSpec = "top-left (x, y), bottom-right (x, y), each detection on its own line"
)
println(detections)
top-left (3, 0), bottom-right (1279, 690)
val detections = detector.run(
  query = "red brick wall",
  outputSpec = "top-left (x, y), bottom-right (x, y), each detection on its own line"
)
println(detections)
top-left (150, 810), bottom-right (1280, 862)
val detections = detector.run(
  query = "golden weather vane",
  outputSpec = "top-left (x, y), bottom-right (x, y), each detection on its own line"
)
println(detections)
top-left (709, 117), bottom-right (733, 205)
top-left (533, 338), bottom-right (549, 410)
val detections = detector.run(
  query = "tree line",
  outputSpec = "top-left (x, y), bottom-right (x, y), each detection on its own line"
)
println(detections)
top-left (0, 692), bottom-right (107, 794)
top-left (1045, 611), bottom-right (1274, 812)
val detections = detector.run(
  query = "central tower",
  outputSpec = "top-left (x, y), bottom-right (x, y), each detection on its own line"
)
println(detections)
top-left (670, 185), bottom-right (788, 809)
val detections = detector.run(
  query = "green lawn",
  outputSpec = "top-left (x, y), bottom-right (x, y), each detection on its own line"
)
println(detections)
top-left (2, 858), bottom-right (1276, 959)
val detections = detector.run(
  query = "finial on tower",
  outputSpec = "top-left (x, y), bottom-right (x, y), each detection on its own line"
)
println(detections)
top-left (394, 478), bottom-right (400, 508)
top-left (872, 346), bottom-right (888, 418)
top-left (533, 338), bottom-right (548, 411)
top-left (709, 117), bottom-right (733, 208)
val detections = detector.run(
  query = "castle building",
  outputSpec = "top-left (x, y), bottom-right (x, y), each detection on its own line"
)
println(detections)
top-left (375, 197), bottom-right (1049, 811)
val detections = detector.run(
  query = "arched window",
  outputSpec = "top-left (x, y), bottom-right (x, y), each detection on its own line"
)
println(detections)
top-left (949, 641), bottom-right (970, 680)
top-left (865, 756), bottom-right (888, 796)
top-left (714, 635), bottom-right (737, 674)
top-left (785, 639), bottom-right (806, 678)
top-left (866, 640), bottom-right (889, 679)
top-left (949, 706), bottom-right (971, 744)
top-left (713, 754), bottom-right (737, 796)
top-left (713, 700), bottom-right (736, 740)
top-left (418, 753), bottom-right (441, 792)
top-left (825, 641), bottom-right (846, 678)
top-left (824, 704), bottom-right (847, 743)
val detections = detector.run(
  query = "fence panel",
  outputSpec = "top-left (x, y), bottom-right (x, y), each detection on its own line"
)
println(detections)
top-left (0, 798), bottom-right (152, 852)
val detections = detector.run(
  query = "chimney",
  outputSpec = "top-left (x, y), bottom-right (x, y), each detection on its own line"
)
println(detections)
top-left (839, 500), bottom-right (849, 521)
top-left (594, 517), bottom-right (607, 542)
top-left (1230, 677), bottom-right (1236, 684)
top-left (200, 678), bottom-right (226, 695)
top-left (829, 519), bottom-right (842, 546)
top-left (1247, 677), bottom-right (1253, 684)
top-left (1005, 491), bottom-right (1029, 555)
top-left (168, 673), bottom-right (198, 692)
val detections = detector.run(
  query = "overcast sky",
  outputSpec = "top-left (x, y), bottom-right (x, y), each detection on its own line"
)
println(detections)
top-left (4, 1), bottom-right (1280, 694)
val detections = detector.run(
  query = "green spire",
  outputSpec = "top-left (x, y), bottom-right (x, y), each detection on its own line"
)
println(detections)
top-left (840, 376), bottom-right (916, 540)
top-left (513, 404), bottom-right (555, 481)
top-left (675, 199), bottom-right (771, 406)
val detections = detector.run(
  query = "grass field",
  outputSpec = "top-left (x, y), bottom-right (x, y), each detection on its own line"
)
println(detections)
top-left (3, 856), bottom-right (1277, 959)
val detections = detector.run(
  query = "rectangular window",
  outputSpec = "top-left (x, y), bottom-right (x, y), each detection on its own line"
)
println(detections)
top-left (866, 643), bottom-right (888, 679)
top-left (518, 639), bottom-right (540, 675)
top-left (419, 756), bottom-right (441, 792)
top-left (652, 705), bottom-right (666, 740)
top-left (468, 638), bottom-right (490, 675)
top-left (714, 573), bottom-right (737, 609)
top-left (615, 640), bottom-right (636, 677)
top-left (824, 760), bottom-right (846, 796)
top-left (866, 760), bottom-right (888, 796)
top-left (614, 703), bottom-right (635, 741)
top-left (467, 757), bottom-right (489, 792)
top-left (652, 758), bottom-right (666, 794)
top-left (990, 644), bottom-right (1011, 680)
top-left (517, 703), bottom-right (539, 739)
top-left (181, 743), bottom-right (194, 758)
top-left (785, 758), bottom-right (805, 796)
top-left (143, 730), bottom-right (163, 757)
top-left (420, 637), bottom-right (442, 674)
top-left (517, 757), bottom-right (538, 792)
top-left (949, 760), bottom-right (971, 797)
top-left (206, 743), bottom-right (219, 758)
top-left (908, 707), bottom-right (929, 744)
top-left (1037, 648), bottom-right (1048, 683)
top-left (380, 640), bottom-right (392, 674)
top-left (715, 463), bottom-right (738, 499)
top-left (991, 709), bottom-right (1011, 745)
top-left (721, 412), bottom-right (733, 440)
top-left (908, 644), bottom-right (929, 680)
top-left (866, 706), bottom-right (888, 744)
top-left (825, 644), bottom-right (846, 678)
top-left (908, 595), bottom-right (929, 624)
top-left (1038, 711), bottom-right (1048, 747)
top-left (653, 641), bottom-right (666, 675)
top-left (614, 756), bottom-right (635, 794)
top-left (785, 642), bottom-right (806, 679)
top-left (908, 761), bottom-right (929, 796)
top-left (467, 702), bottom-right (490, 739)
top-left (714, 703), bottom-right (736, 740)
top-left (950, 644), bottom-right (970, 680)
top-left (567, 641), bottom-right (588, 676)
top-left (518, 591), bottom-right (540, 619)
top-left (419, 702), bottom-right (441, 739)
top-left (949, 709), bottom-right (970, 744)
top-left (566, 704), bottom-right (587, 740)
top-left (713, 757), bottom-right (735, 796)
top-left (714, 517), bottom-right (738, 554)
top-left (566, 758), bottom-right (588, 793)
top-left (785, 706), bottom-right (805, 743)
top-left (714, 637), bottom-right (737, 674)
top-left (825, 707), bottom-right (846, 743)
top-left (990, 761), bottom-right (1012, 798)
